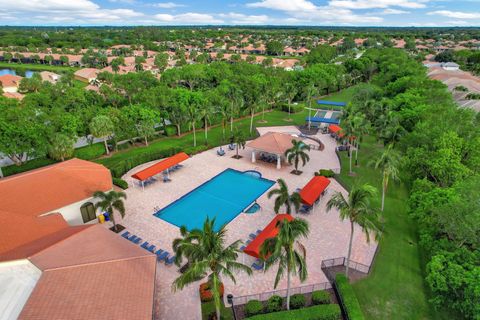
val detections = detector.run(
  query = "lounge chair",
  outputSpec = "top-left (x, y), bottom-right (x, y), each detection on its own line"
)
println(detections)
top-left (245, 240), bottom-right (251, 245)
top-left (128, 235), bottom-right (137, 242)
top-left (157, 251), bottom-right (169, 262)
top-left (240, 246), bottom-right (246, 251)
top-left (252, 260), bottom-right (264, 271)
top-left (165, 256), bottom-right (176, 265)
top-left (133, 237), bottom-right (142, 244)
top-left (228, 143), bottom-right (236, 150)
top-left (121, 231), bottom-right (130, 239)
top-left (249, 233), bottom-right (257, 239)
top-left (155, 249), bottom-right (164, 256)
top-left (217, 148), bottom-right (225, 156)
top-left (141, 241), bottom-right (150, 249)
top-left (163, 176), bottom-right (171, 183)
top-left (147, 244), bottom-right (156, 253)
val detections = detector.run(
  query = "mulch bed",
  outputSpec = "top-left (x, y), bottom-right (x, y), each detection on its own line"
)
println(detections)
top-left (109, 224), bottom-right (125, 233)
top-left (290, 170), bottom-right (303, 175)
top-left (232, 155), bottom-right (243, 159)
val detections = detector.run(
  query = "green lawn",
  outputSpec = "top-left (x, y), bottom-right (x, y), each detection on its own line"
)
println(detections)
top-left (0, 61), bottom-right (79, 73)
top-left (325, 88), bottom-right (444, 319)
top-left (201, 301), bottom-right (234, 320)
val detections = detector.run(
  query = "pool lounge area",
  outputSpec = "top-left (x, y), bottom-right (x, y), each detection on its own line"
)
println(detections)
top-left (154, 168), bottom-right (275, 231)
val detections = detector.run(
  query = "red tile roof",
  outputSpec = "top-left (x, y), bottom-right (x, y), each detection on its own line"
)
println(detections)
top-left (0, 74), bottom-right (22, 88)
top-left (0, 158), bottom-right (112, 218)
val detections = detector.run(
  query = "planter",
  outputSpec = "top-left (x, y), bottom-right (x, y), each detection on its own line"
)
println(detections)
top-left (200, 282), bottom-right (224, 302)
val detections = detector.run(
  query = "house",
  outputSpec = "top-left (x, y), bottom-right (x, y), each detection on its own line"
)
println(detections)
top-left (0, 211), bottom-right (156, 320)
top-left (2, 92), bottom-right (25, 100)
top-left (0, 158), bottom-right (113, 225)
top-left (39, 71), bottom-right (60, 84)
top-left (74, 68), bottom-right (100, 83)
top-left (0, 74), bottom-right (22, 93)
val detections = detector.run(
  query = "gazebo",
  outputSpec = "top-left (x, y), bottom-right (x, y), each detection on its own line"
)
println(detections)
top-left (246, 132), bottom-right (300, 169)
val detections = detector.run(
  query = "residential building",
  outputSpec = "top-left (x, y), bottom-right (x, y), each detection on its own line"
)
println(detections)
top-left (74, 68), bottom-right (100, 84)
top-left (0, 74), bottom-right (22, 93)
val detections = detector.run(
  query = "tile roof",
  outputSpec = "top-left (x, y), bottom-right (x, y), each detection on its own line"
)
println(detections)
top-left (246, 132), bottom-right (301, 155)
top-left (74, 68), bottom-right (100, 79)
top-left (0, 74), bottom-right (22, 88)
top-left (0, 158), bottom-right (112, 218)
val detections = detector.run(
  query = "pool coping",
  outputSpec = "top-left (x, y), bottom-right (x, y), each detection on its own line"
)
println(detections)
top-left (153, 168), bottom-right (275, 231)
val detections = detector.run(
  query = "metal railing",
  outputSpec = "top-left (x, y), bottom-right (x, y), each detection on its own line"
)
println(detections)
top-left (231, 281), bottom-right (332, 306)
top-left (321, 257), bottom-right (371, 274)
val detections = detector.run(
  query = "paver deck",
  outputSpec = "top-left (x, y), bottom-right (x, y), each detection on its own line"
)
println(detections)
top-left (111, 126), bottom-right (377, 320)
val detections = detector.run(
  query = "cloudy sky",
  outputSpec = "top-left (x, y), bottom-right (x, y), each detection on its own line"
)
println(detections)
top-left (0, 0), bottom-right (479, 26)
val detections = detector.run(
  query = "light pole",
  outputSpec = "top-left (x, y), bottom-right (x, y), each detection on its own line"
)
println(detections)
top-left (227, 294), bottom-right (237, 320)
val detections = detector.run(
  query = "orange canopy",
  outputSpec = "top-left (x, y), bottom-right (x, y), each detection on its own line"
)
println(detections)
top-left (243, 214), bottom-right (293, 259)
top-left (299, 176), bottom-right (331, 206)
top-left (329, 124), bottom-right (344, 137)
top-left (131, 152), bottom-right (189, 181)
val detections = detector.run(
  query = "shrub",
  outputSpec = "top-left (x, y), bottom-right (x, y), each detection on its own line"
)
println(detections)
top-left (289, 294), bottom-right (306, 309)
top-left (112, 177), bottom-right (128, 190)
top-left (312, 290), bottom-right (331, 305)
top-left (280, 103), bottom-right (303, 114)
top-left (164, 124), bottom-right (178, 137)
top-left (245, 300), bottom-right (263, 317)
top-left (335, 273), bottom-right (365, 320)
top-left (266, 295), bottom-right (283, 313)
top-left (315, 169), bottom-right (335, 178)
top-left (245, 304), bottom-right (341, 320)
top-left (199, 282), bottom-right (224, 303)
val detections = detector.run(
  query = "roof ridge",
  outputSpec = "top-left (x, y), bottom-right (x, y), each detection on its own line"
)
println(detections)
top-left (39, 254), bottom-right (154, 272)
top-left (0, 158), bottom-right (81, 181)
top-left (29, 224), bottom-right (94, 259)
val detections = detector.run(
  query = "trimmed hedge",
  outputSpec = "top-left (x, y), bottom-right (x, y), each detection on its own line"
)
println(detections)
top-left (335, 274), bottom-right (365, 320)
top-left (112, 177), bottom-right (128, 189)
top-left (245, 300), bottom-right (263, 317)
top-left (266, 295), bottom-right (283, 313)
top-left (164, 125), bottom-right (178, 137)
top-left (312, 290), bottom-right (331, 305)
top-left (245, 304), bottom-right (341, 320)
top-left (315, 169), bottom-right (335, 178)
top-left (290, 294), bottom-right (306, 309)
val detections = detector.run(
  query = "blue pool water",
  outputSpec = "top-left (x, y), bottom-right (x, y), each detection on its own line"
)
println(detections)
top-left (0, 69), bottom-right (34, 78)
top-left (154, 168), bottom-right (275, 231)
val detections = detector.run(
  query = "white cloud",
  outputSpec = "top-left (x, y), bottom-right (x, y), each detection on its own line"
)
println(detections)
top-left (153, 2), bottom-right (185, 8)
top-left (381, 9), bottom-right (410, 14)
top-left (329, 0), bottom-right (429, 9)
top-left (428, 10), bottom-right (480, 19)
top-left (247, 0), bottom-right (317, 11)
top-left (154, 12), bottom-right (223, 24)
top-left (218, 12), bottom-right (270, 24)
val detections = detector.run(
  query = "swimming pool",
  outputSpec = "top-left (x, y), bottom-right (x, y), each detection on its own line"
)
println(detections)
top-left (154, 168), bottom-right (275, 231)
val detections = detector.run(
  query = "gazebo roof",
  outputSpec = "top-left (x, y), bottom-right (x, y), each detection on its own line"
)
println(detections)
top-left (246, 132), bottom-right (300, 155)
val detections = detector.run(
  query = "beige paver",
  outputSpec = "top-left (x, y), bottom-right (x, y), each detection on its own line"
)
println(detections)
top-left (110, 127), bottom-right (377, 320)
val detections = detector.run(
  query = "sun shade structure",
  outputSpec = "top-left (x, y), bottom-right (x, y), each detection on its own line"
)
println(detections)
top-left (243, 214), bottom-right (293, 259)
top-left (299, 176), bottom-right (331, 206)
top-left (317, 100), bottom-right (346, 107)
top-left (131, 152), bottom-right (189, 181)
top-left (246, 132), bottom-right (301, 169)
top-left (305, 117), bottom-right (340, 125)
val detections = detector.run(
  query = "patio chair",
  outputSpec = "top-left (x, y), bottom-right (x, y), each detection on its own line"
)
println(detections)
top-left (217, 148), bottom-right (225, 156)
top-left (256, 229), bottom-right (262, 235)
top-left (121, 231), bottom-right (130, 239)
top-left (147, 244), bottom-right (156, 253)
top-left (155, 249), bottom-right (164, 257)
top-left (141, 241), bottom-right (150, 249)
top-left (163, 176), bottom-right (172, 183)
top-left (228, 143), bottom-right (236, 150)
top-left (245, 240), bottom-right (251, 245)
top-left (128, 235), bottom-right (137, 242)
top-left (252, 260), bottom-right (264, 271)
top-left (133, 237), bottom-right (142, 244)
top-left (157, 251), bottom-right (169, 262)
top-left (249, 233), bottom-right (257, 239)
top-left (240, 246), bottom-right (246, 251)
top-left (165, 256), bottom-right (176, 265)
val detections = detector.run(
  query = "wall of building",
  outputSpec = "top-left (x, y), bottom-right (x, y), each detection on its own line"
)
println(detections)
top-left (2, 86), bottom-right (18, 93)
top-left (43, 195), bottom-right (107, 226)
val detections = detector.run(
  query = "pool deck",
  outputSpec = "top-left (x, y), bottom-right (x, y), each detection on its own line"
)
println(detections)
top-left (112, 126), bottom-right (377, 320)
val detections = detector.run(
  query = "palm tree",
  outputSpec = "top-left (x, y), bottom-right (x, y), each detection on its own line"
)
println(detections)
top-left (260, 218), bottom-right (309, 310)
top-left (371, 144), bottom-right (401, 211)
top-left (326, 184), bottom-right (380, 278)
top-left (268, 178), bottom-right (301, 214)
top-left (341, 115), bottom-right (357, 175)
top-left (284, 83), bottom-right (297, 121)
top-left (230, 130), bottom-right (246, 159)
top-left (94, 190), bottom-right (127, 232)
top-left (199, 104), bottom-right (213, 144)
top-left (285, 140), bottom-right (310, 174)
top-left (186, 103), bottom-right (199, 147)
top-left (172, 218), bottom-right (252, 320)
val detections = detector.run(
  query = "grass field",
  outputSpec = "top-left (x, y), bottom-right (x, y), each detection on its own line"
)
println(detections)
top-left (0, 61), bottom-right (79, 73)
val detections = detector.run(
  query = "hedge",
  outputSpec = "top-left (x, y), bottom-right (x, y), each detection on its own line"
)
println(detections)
top-left (245, 300), bottom-right (263, 317)
top-left (315, 169), bottom-right (335, 178)
top-left (335, 274), bottom-right (365, 320)
top-left (265, 295), bottom-right (283, 313)
top-left (245, 304), bottom-right (341, 320)
top-left (312, 290), bottom-right (331, 305)
top-left (289, 294), bottom-right (306, 309)
top-left (112, 177), bottom-right (128, 189)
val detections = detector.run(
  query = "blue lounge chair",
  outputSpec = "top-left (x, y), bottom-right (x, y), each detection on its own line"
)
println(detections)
top-left (240, 246), bottom-right (246, 251)
top-left (249, 233), bottom-right (257, 239)
top-left (256, 229), bottom-right (262, 234)
top-left (155, 249), bottom-right (164, 256)
top-left (121, 231), bottom-right (130, 239)
top-left (133, 237), bottom-right (142, 244)
top-left (147, 244), bottom-right (156, 253)
top-left (245, 240), bottom-right (251, 245)
top-left (252, 260), bottom-right (264, 271)
top-left (128, 235), bottom-right (137, 242)
top-left (141, 241), bottom-right (150, 249)
top-left (165, 256), bottom-right (176, 265)
top-left (157, 251), bottom-right (169, 262)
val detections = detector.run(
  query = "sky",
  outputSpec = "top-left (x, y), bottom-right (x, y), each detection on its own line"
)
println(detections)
top-left (0, 0), bottom-right (479, 27)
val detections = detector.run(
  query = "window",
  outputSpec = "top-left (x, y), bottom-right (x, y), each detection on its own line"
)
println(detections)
top-left (80, 202), bottom-right (96, 223)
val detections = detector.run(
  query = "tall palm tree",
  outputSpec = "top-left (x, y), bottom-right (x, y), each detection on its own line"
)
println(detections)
top-left (230, 129), bottom-right (246, 159)
top-left (186, 103), bottom-right (199, 147)
top-left (93, 190), bottom-right (127, 232)
top-left (260, 218), bottom-right (309, 310)
top-left (326, 184), bottom-right (380, 278)
top-left (199, 104), bottom-right (213, 144)
top-left (172, 218), bottom-right (252, 320)
top-left (341, 115), bottom-right (357, 175)
top-left (371, 144), bottom-right (402, 211)
top-left (268, 178), bottom-right (301, 214)
top-left (285, 140), bottom-right (310, 174)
